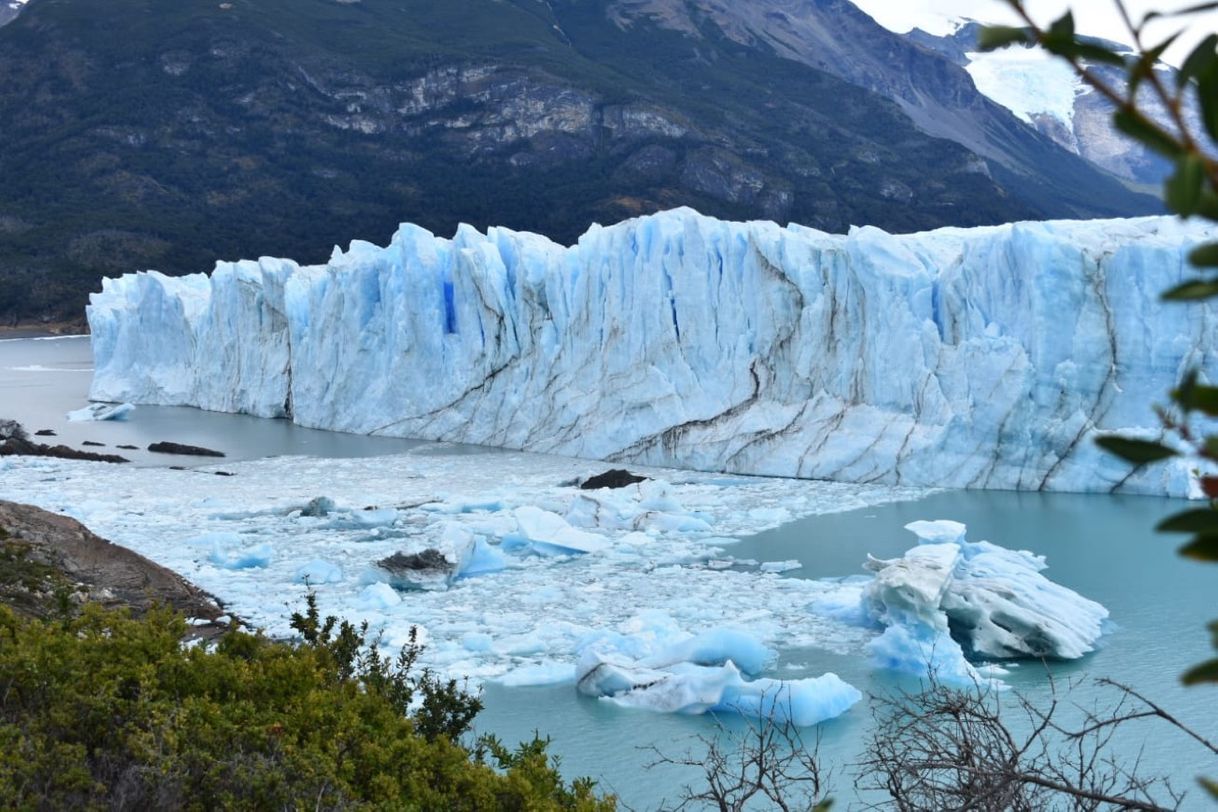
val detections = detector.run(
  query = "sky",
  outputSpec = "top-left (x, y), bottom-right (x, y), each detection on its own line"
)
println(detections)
top-left (851, 0), bottom-right (1218, 64)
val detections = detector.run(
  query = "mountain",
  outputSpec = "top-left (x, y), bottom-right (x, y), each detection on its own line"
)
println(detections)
top-left (88, 208), bottom-right (1215, 498)
top-left (0, 0), bottom-right (29, 28)
top-left (0, 0), bottom-right (1158, 325)
top-left (900, 20), bottom-right (1186, 189)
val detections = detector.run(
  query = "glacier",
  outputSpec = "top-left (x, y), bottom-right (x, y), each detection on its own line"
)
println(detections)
top-left (87, 208), bottom-right (1218, 497)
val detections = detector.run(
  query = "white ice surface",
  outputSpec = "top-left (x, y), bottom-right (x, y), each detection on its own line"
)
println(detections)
top-left (965, 47), bottom-right (1083, 127)
top-left (88, 209), bottom-right (1218, 497)
top-left (0, 451), bottom-right (929, 692)
top-left (862, 520), bottom-right (1108, 684)
top-left (574, 618), bottom-right (862, 725)
top-left (67, 402), bottom-right (134, 422)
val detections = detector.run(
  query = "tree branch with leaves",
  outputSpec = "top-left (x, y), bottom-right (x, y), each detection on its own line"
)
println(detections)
top-left (982, 1), bottom-right (1218, 797)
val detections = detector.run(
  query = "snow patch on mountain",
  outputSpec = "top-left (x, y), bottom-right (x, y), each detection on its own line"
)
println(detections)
top-left (964, 47), bottom-right (1083, 129)
top-left (848, 1), bottom-right (970, 37)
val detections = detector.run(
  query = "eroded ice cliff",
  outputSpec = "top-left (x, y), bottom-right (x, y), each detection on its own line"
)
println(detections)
top-left (88, 208), bottom-right (1218, 496)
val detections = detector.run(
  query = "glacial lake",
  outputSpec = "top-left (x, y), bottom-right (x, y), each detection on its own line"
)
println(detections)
top-left (2, 335), bottom-right (1215, 809)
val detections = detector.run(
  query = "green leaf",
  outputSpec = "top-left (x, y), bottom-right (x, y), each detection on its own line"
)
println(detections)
top-left (978, 25), bottom-right (1030, 51)
top-left (1131, 35), bottom-right (1179, 92)
top-left (1040, 13), bottom-right (1080, 59)
top-left (1179, 384), bottom-right (1218, 416)
top-left (1189, 242), bottom-right (1218, 268)
top-left (1114, 109), bottom-right (1185, 158)
top-left (1048, 11), bottom-right (1075, 40)
top-left (1181, 656), bottom-right (1218, 684)
top-left (1178, 33), bottom-right (1218, 88)
top-left (1161, 278), bottom-right (1218, 300)
top-left (1166, 154), bottom-right (1207, 215)
top-left (1073, 42), bottom-right (1127, 67)
top-left (1198, 68), bottom-right (1218, 143)
top-left (1156, 509), bottom-right (1218, 533)
top-left (1172, 367), bottom-right (1200, 409)
top-left (1096, 436), bottom-right (1177, 464)
top-left (1201, 777), bottom-right (1218, 800)
top-left (1180, 534), bottom-right (1218, 561)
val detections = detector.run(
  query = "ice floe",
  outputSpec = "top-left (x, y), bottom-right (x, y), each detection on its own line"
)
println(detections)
top-left (0, 448), bottom-right (928, 714)
top-left (861, 520), bottom-right (1108, 683)
top-left (67, 402), bottom-right (134, 421)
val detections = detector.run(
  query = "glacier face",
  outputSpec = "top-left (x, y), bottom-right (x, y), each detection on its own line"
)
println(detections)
top-left (88, 208), bottom-right (1218, 496)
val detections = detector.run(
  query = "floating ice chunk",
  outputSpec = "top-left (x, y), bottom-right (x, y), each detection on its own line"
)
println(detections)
top-left (510, 505), bottom-right (610, 555)
top-left (944, 541), bottom-right (1108, 660)
top-left (576, 622), bottom-right (856, 725)
top-left (355, 582), bottom-right (401, 611)
top-left (498, 661), bottom-right (576, 687)
top-left (864, 543), bottom-right (960, 621)
top-left (905, 519), bottom-right (968, 546)
top-left (457, 538), bottom-right (507, 578)
top-left (209, 540), bottom-right (273, 570)
top-left (299, 496), bottom-right (336, 517)
top-left (378, 525), bottom-right (476, 591)
top-left (348, 507), bottom-right (399, 528)
top-left (578, 654), bottom-right (860, 726)
top-left (867, 624), bottom-right (978, 683)
top-left (862, 521), bottom-right (1108, 682)
top-left (715, 673), bottom-right (863, 728)
top-left (294, 559), bottom-right (343, 584)
top-left (67, 402), bottom-right (134, 422)
top-left (639, 628), bottom-right (774, 676)
top-left (760, 560), bottom-right (802, 574)
top-left (461, 632), bottom-right (494, 652)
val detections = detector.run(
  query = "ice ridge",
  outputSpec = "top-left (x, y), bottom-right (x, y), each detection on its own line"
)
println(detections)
top-left (87, 208), bottom-right (1218, 496)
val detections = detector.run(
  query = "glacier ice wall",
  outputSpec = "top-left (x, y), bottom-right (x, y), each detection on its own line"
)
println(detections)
top-left (87, 208), bottom-right (1218, 496)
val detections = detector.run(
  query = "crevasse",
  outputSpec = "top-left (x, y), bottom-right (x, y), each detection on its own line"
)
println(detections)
top-left (88, 208), bottom-right (1218, 497)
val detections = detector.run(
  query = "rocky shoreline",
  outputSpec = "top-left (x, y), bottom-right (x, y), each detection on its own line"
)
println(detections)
top-left (0, 500), bottom-right (232, 640)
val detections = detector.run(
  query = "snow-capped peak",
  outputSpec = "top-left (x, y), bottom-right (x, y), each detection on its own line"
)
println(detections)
top-left (849, 0), bottom-right (973, 38)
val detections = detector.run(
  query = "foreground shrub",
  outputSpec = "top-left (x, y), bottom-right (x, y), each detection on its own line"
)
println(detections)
top-left (0, 599), bottom-right (612, 810)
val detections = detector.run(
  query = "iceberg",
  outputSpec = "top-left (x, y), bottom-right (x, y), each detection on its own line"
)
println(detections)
top-left (863, 520), bottom-right (1108, 683)
top-left (575, 622), bottom-right (861, 726)
top-left (67, 402), bottom-right (134, 422)
top-left (87, 209), bottom-right (1218, 497)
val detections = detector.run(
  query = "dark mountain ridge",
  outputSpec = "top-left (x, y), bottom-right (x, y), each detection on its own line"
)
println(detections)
top-left (0, 0), bottom-right (1158, 325)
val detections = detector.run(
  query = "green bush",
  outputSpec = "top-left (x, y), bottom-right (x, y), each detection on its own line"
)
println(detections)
top-left (0, 597), bottom-right (614, 810)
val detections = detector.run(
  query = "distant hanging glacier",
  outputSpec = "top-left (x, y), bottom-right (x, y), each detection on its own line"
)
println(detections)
top-left (88, 209), bottom-right (1218, 497)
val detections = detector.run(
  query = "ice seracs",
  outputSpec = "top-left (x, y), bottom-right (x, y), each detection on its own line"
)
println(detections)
top-left (88, 209), bottom-right (1218, 498)
top-left (862, 520), bottom-right (1108, 683)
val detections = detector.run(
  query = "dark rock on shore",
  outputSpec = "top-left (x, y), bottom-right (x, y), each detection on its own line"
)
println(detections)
top-left (0, 419), bottom-right (129, 463)
top-left (580, 469), bottom-right (648, 490)
top-left (0, 500), bottom-right (232, 640)
top-left (1, 437), bottom-right (130, 464)
top-left (148, 441), bottom-right (226, 457)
